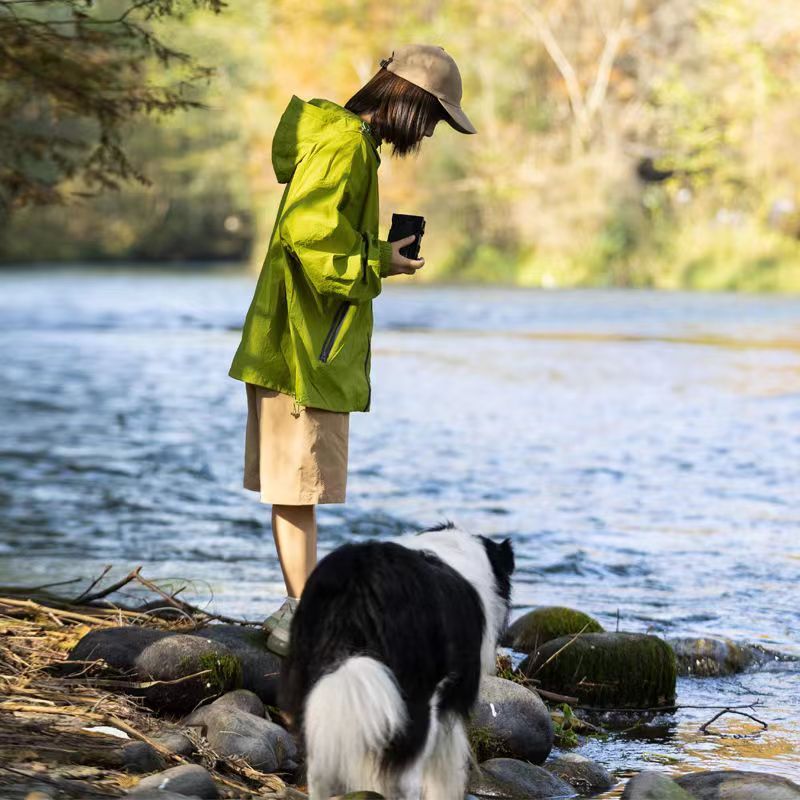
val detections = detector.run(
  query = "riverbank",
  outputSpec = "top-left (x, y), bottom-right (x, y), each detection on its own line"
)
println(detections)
top-left (2, 574), bottom-right (798, 799)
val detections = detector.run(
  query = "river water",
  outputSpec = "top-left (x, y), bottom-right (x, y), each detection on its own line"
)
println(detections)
top-left (1, 268), bottom-right (798, 788)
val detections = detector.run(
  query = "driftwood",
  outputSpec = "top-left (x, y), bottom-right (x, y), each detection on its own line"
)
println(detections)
top-left (0, 567), bottom-right (286, 798)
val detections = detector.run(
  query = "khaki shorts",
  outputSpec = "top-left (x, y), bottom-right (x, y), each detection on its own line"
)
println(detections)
top-left (243, 383), bottom-right (349, 505)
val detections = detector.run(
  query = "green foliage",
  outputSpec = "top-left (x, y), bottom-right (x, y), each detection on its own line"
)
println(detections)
top-left (2, 0), bottom-right (799, 291)
top-left (0, 0), bottom-right (227, 217)
top-left (551, 703), bottom-right (580, 748)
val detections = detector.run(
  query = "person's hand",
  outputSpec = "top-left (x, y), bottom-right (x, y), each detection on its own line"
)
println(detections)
top-left (385, 235), bottom-right (425, 277)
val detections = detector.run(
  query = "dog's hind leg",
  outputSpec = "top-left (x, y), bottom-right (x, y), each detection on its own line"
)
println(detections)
top-left (421, 712), bottom-right (470, 800)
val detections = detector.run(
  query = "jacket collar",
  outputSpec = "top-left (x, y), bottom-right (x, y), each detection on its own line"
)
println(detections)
top-left (307, 97), bottom-right (382, 164)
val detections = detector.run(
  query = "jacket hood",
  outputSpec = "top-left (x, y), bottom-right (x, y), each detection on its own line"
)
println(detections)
top-left (271, 95), bottom-right (381, 184)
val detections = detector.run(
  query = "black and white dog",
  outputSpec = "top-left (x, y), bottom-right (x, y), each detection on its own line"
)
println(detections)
top-left (279, 522), bottom-right (515, 799)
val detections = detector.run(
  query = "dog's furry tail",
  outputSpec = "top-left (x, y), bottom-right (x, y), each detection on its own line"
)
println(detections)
top-left (304, 655), bottom-right (407, 795)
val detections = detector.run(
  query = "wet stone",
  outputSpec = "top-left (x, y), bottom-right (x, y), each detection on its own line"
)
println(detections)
top-left (667, 637), bottom-right (758, 677)
top-left (544, 753), bottom-right (615, 793)
top-left (622, 772), bottom-right (694, 799)
top-left (675, 770), bottom-right (800, 800)
top-left (470, 676), bottom-right (553, 764)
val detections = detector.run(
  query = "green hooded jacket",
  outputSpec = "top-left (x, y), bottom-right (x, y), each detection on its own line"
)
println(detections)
top-left (228, 95), bottom-right (394, 412)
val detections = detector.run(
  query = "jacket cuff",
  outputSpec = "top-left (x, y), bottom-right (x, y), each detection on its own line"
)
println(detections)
top-left (378, 238), bottom-right (393, 278)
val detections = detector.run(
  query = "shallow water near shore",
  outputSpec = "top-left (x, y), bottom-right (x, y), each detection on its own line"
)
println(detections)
top-left (1, 268), bottom-right (798, 786)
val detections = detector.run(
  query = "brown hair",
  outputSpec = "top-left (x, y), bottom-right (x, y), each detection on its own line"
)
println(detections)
top-left (345, 68), bottom-right (446, 157)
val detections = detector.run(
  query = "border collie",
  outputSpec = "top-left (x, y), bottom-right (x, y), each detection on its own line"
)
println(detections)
top-left (278, 522), bottom-right (515, 799)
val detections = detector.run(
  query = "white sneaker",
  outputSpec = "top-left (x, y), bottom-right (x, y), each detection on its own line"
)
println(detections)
top-left (263, 597), bottom-right (298, 656)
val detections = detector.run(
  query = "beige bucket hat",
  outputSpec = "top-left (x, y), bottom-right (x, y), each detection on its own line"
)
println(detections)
top-left (379, 44), bottom-right (477, 134)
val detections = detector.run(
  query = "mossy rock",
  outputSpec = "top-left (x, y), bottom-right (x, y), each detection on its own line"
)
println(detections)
top-left (502, 606), bottom-right (604, 653)
top-left (667, 636), bottom-right (755, 677)
top-left (520, 632), bottom-right (677, 708)
top-left (135, 635), bottom-right (243, 714)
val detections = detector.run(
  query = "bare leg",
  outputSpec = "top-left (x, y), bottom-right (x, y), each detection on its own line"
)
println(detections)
top-left (271, 503), bottom-right (317, 598)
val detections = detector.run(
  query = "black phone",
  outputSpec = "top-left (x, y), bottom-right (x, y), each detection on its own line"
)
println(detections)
top-left (388, 213), bottom-right (426, 260)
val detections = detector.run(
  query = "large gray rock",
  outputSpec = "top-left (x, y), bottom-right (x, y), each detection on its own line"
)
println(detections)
top-left (470, 676), bottom-right (553, 764)
top-left (622, 772), bottom-right (694, 799)
top-left (503, 607), bottom-right (604, 653)
top-left (520, 632), bottom-right (677, 708)
top-left (668, 637), bottom-right (755, 677)
top-left (190, 705), bottom-right (296, 772)
top-left (675, 770), bottom-right (800, 800)
top-left (187, 625), bottom-right (281, 706)
top-left (479, 758), bottom-right (575, 798)
top-left (130, 764), bottom-right (218, 798)
top-left (65, 627), bottom-right (246, 715)
top-left (135, 634), bottom-right (242, 713)
top-left (64, 627), bottom-right (168, 675)
top-left (544, 753), bottom-right (615, 793)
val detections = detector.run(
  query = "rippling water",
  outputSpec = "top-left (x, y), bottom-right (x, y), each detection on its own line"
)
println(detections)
top-left (1, 268), bottom-right (798, 785)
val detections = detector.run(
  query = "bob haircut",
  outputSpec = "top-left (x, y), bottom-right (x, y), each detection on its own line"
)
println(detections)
top-left (345, 67), bottom-right (447, 157)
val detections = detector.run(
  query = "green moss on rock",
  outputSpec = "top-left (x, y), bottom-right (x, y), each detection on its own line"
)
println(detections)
top-left (467, 724), bottom-right (518, 762)
top-left (502, 607), bottom-right (604, 653)
top-left (197, 652), bottom-right (243, 694)
top-left (519, 632), bottom-right (677, 708)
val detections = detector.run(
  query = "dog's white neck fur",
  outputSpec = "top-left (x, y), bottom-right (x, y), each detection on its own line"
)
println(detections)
top-left (397, 526), bottom-right (506, 675)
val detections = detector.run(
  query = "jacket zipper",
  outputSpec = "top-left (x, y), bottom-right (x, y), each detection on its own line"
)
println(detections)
top-left (319, 301), bottom-right (351, 363)
top-left (363, 335), bottom-right (371, 411)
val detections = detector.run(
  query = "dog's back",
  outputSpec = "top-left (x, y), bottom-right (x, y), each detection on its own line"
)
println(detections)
top-left (279, 540), bottom-right (487, 799)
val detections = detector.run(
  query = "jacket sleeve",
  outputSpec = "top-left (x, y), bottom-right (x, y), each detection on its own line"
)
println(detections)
top-left (278, 135), bottom-right (394, 305)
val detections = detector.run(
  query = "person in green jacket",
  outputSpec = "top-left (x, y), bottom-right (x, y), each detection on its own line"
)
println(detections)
top-left (228, 44), bottom-right (477, 654)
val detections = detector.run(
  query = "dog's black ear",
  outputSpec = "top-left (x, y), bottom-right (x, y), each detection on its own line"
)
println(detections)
top-left (498, 537), bottom-right (515, 576)
top-left (480, 535), bottom-right (515, 581)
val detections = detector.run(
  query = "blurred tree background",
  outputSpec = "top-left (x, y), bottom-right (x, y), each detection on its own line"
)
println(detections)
top-left (1, 0), bottom-right (799, 290)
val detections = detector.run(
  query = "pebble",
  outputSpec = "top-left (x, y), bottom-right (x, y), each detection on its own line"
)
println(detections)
top-left (185, 688), bottom-right (266, 726)
top-left (130, 764), bottom-right (219, 798)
